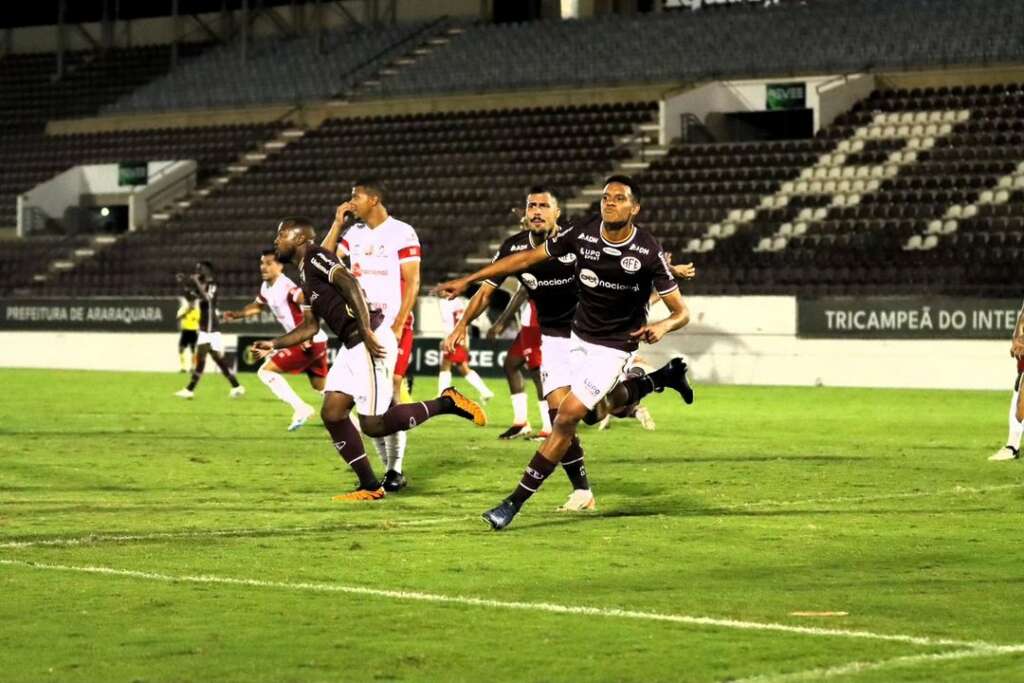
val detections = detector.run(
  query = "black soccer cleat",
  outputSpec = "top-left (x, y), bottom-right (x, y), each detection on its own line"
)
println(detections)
top-left (660, 357), bottom-right (694, 405)
top-left (382, 469), bottom-right (407, 492)
top-left (482, 499), bottom-right (519, 531)
top-left (498, 423), bottom-right (533, 440)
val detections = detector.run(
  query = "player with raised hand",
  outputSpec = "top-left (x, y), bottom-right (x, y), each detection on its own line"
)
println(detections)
top-left (443, 186), bottom-right (599, 514)
top-left (252, 217), bottom-right (486, 501)
top-left (437, 176), bottom-right (693, 529)
top-left (222, 249), bottom-right (328, 431)
top-left (321, 183), bottom-right (420, 492)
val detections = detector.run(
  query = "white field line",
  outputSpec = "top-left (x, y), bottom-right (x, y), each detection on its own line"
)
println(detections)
top-left (729, 643), bottom-right (1024, 683)
top-left (0, 559), bottom-right (1002, 652)
top-left (0, 516), bottom-right (461, 549)
top-left (717, 483), bottom-right (1024, 510)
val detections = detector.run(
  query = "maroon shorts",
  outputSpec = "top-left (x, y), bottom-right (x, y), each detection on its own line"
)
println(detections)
top-left (444, 344), bottom-right (470, 365)
top-left (270, 341), bottom-right (329, 378)
top-left (508, 327), bottom-right (543, 370)
top-left (395, 322), bottom-right (414, 377)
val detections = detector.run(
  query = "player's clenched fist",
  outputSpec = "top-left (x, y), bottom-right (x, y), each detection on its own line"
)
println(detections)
top-left (250, 340), bottom-right (275, 359)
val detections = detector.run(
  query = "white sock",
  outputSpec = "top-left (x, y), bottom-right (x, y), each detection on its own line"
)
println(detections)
top-left (539, 402), bottom-right (552, 433)
top-left (1008, 389), bottom-right (1023, 449)
top-left (257, 367), bottom-right (308, 412)
top-left (438, 370), bottom-right (452, 394)
top-left (511, 392), bottom-right (528, 425)
top-left (372, 437), bottom-right (388, 469)
top-left (386, 431), bottom-right (407, 473)
top-left (465, 369), bottom-right (493, 398)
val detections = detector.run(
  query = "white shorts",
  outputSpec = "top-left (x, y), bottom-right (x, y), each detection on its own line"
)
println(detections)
top-left (197, 331), bottom-right (224, 353)
top-left (539, 333), bottom-right (574, 397)
top-left (324, 326), bottom-right (398, 415)
top-left (567, 333), bottom-right (635, 410)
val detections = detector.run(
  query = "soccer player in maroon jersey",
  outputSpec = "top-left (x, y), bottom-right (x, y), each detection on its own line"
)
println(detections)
top-left (251, 218), bottom-right (487, 500)
top-left (174, 261), bottom-right (244, 399)
top-left (438, 177), bottom-right (693, 529)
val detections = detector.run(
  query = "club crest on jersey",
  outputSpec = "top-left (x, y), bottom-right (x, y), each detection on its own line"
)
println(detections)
top-left (620, 256), bottom-right (642, 273)
top-left (557, 253), bottom-right (576, 264)
top-left (521, 273), bottom-right (538, 289)
top-left (579, 268), bottom-right (599, 288)
top-left (603, 247), bottom-right (622, 256)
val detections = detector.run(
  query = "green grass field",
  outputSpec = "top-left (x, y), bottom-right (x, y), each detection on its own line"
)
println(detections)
top-left (1, 368), bottom-right (1022, 682)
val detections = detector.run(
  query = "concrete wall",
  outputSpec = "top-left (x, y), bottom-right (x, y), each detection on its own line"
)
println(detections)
top-left (0, 296), bottom-right (1014, 391)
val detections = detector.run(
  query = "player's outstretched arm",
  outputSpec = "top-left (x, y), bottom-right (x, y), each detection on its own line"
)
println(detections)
top-left (488, 285), bottom-right (528, 339)
top-left (434, 244), bottom-right (549, 299)
top-left (630, 289), bottom-right (690, 345)
top-left (330, 264), bottom-right (386, 358)
top-left (444, 282), bottom-right (496, 353)
top-left (252, 310), bottom-right (319, 358)
top-left (222, 301), bottom-right (263, 322)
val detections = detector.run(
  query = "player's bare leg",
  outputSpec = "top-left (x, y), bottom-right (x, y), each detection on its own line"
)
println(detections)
top-left (175, 345), bottom-right (209, 398)
top-left (991, 373), bottom-right (1024, 461)
top-left (499, 353), bottom-right (532, 439)
top-left (258, 359), bottom-right (315, 431)
top-left (483, 392), bottom-right (589, 530)
top-left (321, 391), bottom-right (385, 500)
top-left (206, 348), bottom-right (243, 397)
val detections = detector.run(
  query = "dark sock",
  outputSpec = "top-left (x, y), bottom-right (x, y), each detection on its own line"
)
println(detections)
top-left (561, 437), bottom-right (590, 491)
top-left (211, 352), bottom-right (240, 388)
top-left (508, 452), bottom-right (558, 509)
top-left (325, 417), bottom-right (379, 489)
top-left (620, 374), bottom-right (657, 405)
top-left (380, 398), bottom-right (449, 433)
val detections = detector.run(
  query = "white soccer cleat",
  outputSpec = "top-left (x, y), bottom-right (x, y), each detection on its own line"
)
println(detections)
top-left (989, 446), bottom-right (1020, 461)
top-left (174, 388), bottom-right (194, 399)
top-left (635, 406), bottom-right (656, 431)
top-left (480, 389), bottom-right (495, 404)
top-left (288, 404), bottom-right (316, 432)
top-left (229, 385), bottom-right (246, 399)
top-left (557, 488), bottom-right (596, 512)
top-left (596, 414), bottom-right (612, 430)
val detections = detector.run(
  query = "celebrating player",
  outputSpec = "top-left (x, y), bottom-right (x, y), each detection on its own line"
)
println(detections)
top-left (991, 300), bottom-right (1024, 460)
top-left (321, 182), bottom-right (420, 491)
top-left (174, 261), bottom-right (245, 399)
top-left (438, 177), bottom-right (693, 529)
top-left (443, 186), bottom-right (598, 513)
top-left (488, 290), bottom-right (551, 440)
top-left (437, 294), bottom-right (495, 402)
top-left (222, 249), bottom-right (329, 431)
top-left (252, 217), bottom-right (486, 501)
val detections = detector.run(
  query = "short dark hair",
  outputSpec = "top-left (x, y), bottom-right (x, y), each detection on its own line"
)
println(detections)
top-left (353, 178), bottom-right (387, 205)
top-left (196, 260), bottom-right (215, 275)
top-left (526, 185), bottom-right (559, 206)
top-left (604, 175), bottom-right (641, 203)
top-left (260, 248), bottom-right (278, 259)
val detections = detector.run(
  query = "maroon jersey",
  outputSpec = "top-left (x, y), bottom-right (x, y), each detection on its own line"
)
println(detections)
top-left (484, 229), bottom-right (577, 337)
top-left (300, 245), bottom-right (383, 349)
top-left (544, 218), bottom-right (677, 352)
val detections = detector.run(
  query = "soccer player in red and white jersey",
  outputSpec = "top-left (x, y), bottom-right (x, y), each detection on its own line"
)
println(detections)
top-left (223, 249), bottom-right (330, 431)
top-left (321, 182), bottom-right (421, 492)
top-left (991, 299), bottom-right (1024, 460)
top-left (487, 292), bottom-right (551, 440)
top-left (437, 295), bottom-right (496, 402)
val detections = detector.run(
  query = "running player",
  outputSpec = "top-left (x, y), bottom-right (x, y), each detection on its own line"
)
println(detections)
top-left (222, 249), bottom-right (329, 431)
top-left (175, 261), bottom-right (244, 399)
top-left (438, 176), bottom-right (693, 529)
top-left (437, 294), bottom-right (495, 402)
top-left (443, 186), bottom-right (598, 513)
top-left (321, 184), bottom-right (421, 492)
top-left (488, 290), bottom-right (551, 440)
top-left (991, 299), bottom-right (1024, 460)
top-left (252, 218), bottom-right (486, 501)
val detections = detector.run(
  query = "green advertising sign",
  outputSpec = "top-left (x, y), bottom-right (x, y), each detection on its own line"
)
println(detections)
top-left (766, 82), bottom-right (806, 110)
top-left (118, 161), bottom-right (148, 186)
